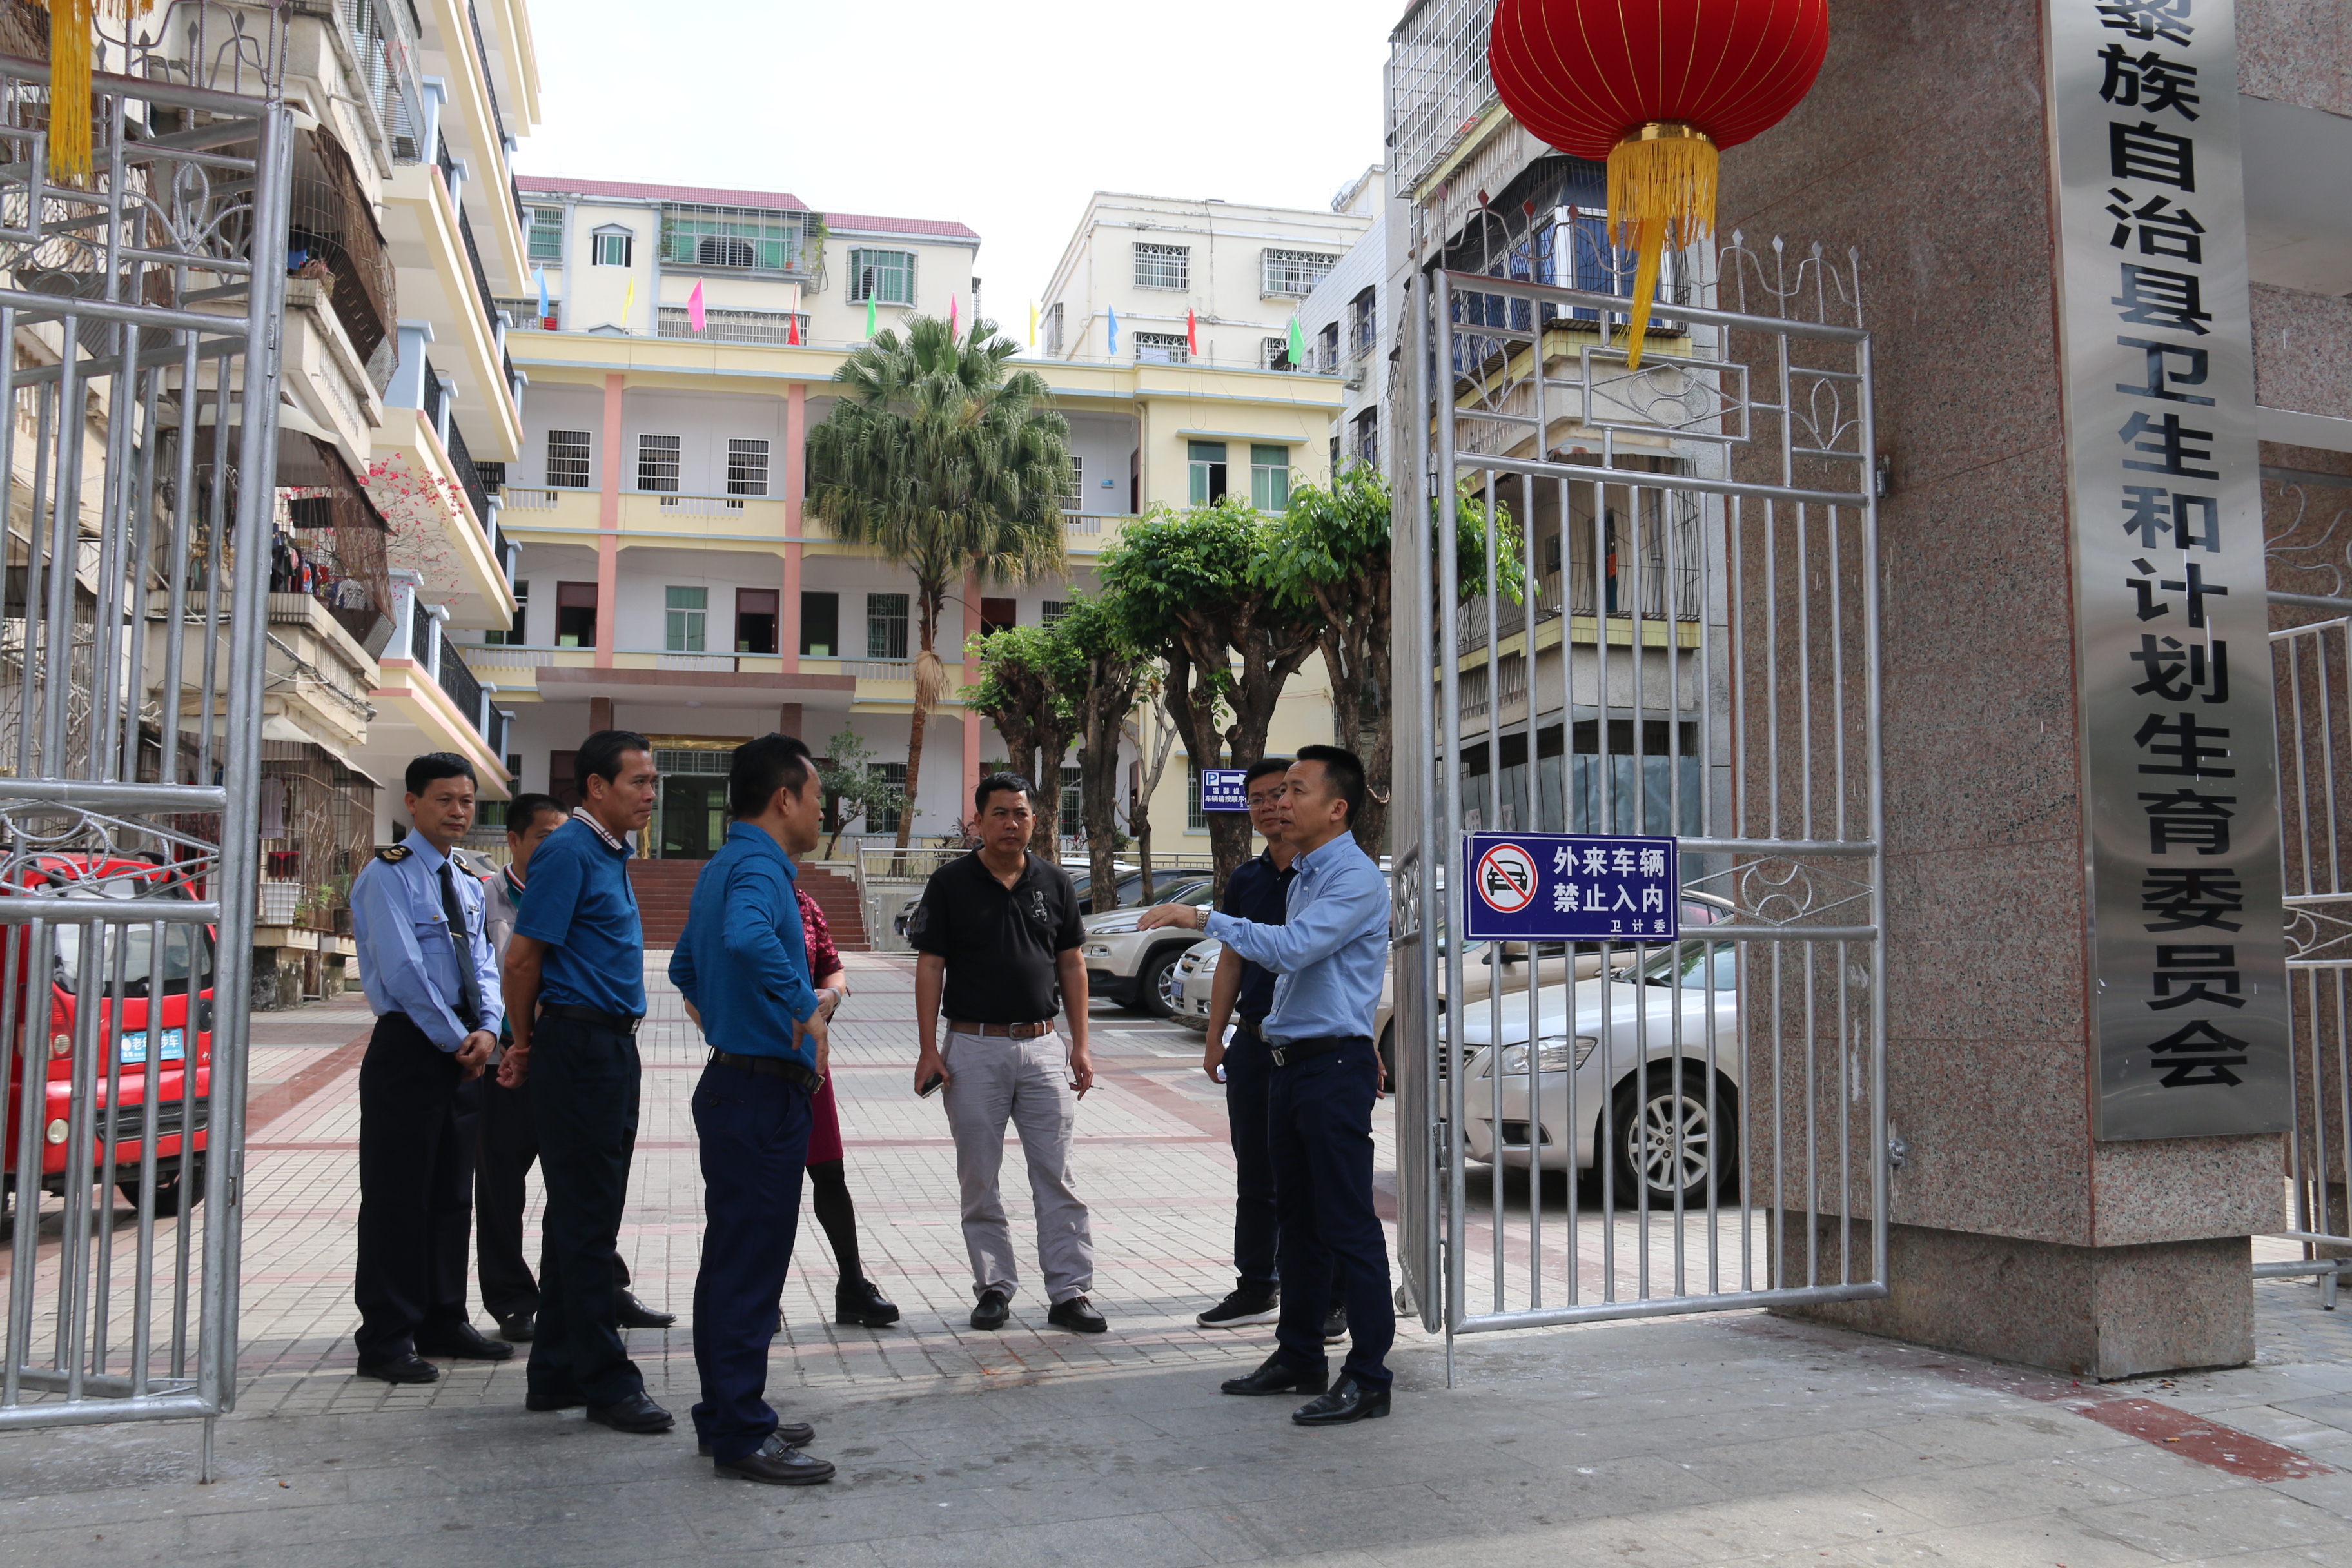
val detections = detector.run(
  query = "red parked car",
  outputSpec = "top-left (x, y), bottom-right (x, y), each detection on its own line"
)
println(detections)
top-left (2, 854), bottom-right (215, 1217)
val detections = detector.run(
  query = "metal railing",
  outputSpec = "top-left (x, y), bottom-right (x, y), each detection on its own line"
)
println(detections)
top-left (456, 203), bottom-right (500, 342)
top-left (437, 627), bottom-right (486, 738)
top-left (409, 598), bottom-right (435, 665)
top-left (466, 0), bottom-right (508, 146)
top-left (1387, 0), bottom-right (1498, 190)
top-left (443, 419), bottom-right (492, 533)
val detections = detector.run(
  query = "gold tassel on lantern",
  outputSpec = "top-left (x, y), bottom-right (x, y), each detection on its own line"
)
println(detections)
top-left (1605, 122), bottom-right (1718, 370)
top-left (37, 0), bottom-right (155, 186)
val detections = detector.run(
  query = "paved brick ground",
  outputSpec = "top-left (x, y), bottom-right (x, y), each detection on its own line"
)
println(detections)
top-left (6, 952), bottom-right (2352, 1565)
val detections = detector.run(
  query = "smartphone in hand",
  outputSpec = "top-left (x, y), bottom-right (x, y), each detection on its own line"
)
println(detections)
top-left (917, 1070), bottom-right (946, 1099)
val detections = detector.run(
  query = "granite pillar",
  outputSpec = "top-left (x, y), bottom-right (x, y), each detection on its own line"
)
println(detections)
top-left (1718, 0), bottom-right (2282, 1376)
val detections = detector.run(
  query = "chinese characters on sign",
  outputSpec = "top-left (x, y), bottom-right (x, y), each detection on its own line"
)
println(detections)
top-left (2051, 0), bottom-right (2289, 1137)
top-left (1461, 833), bottom-right (1680, 943)
top-left (1199, 769), bottom-right (1249, 812)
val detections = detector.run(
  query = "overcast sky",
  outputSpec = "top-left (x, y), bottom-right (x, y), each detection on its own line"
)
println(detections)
top-left (513, 0), bottom-right (1396, 322)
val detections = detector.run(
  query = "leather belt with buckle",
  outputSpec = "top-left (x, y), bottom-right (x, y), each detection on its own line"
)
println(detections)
top-left (1267, 1034), bottom-right (1366, 1068)
top-left (949, 1019), bottom-right (1054, 1039)
top-left (709, 1050), bottom-right (822, 1093)
top-left (540, 1003), bottom-right (643, 1035)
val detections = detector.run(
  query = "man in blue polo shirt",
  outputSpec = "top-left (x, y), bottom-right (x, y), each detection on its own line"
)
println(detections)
top-left (671, 732), bottom-right (843, 1487)
top-left (500, 730), bottom-right (669, 1435)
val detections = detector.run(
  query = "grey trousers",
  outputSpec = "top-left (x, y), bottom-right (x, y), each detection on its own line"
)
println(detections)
top-left (939, 1028), bottom-right (1094, 1304)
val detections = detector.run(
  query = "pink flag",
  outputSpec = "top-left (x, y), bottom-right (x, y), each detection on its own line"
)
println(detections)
top-left (948, 293), bottom-right (959, 337)
top-left (687, 279), bottom-right (706, 333)
top-left (1187, 308), bottom-right (1199, 357)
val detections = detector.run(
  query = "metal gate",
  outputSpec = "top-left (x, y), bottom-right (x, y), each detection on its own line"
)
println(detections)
top-left (0, 14), bottom-right (289, 1467)
top-left (1392, 224), bottom-right (1888, 1371)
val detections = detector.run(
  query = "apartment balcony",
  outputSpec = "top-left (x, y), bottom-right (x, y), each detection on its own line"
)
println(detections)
top-left (1061, 512), bottom-right (1135, 558)
top-left (280, 277), bottom-right (387, 470)
top-left (462, 641), bottom-right (856, 713)
top-left (383, 158), bottom-right (522, 461)
top-left (360, 574), bottom-right (514, 792)
top-left (373, 395), bottom-right (516, 630)
top-left (145, 591), bottom-right (384, 763)
top-left (422, 0), bottom-right (531, 295)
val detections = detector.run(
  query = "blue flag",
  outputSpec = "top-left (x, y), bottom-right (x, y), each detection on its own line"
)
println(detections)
top-left (535, 267), bottom-right (549, 318)
top-left (1108, 304), bottom-right (1117, 356)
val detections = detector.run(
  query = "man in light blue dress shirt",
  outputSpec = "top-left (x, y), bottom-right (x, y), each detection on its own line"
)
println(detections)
top-left (348, 752), bottom-right (509, 1384)
top-left (1140, 745), bottom-right (1395, 1426)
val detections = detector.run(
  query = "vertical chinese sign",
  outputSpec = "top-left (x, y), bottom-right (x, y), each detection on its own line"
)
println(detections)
top-left (2049, 0), bottom-right (2291, 1137)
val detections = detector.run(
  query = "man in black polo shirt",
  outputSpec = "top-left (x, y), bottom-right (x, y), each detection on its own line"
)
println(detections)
top-left (910, 772), bottom-right (1104, 1334)
top-left (1195, 757), bottom-right (1336, 1339)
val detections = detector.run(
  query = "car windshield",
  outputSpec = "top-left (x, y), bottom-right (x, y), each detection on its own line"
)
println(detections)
top-left (1113, 874), bottom-right (1206, 906)
top-left (1642, 940), bottom-right (1738, 990)
top-left (50, 879), bottom-right (215, 997)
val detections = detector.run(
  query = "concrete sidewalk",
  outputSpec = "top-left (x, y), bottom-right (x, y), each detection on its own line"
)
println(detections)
top-left (5, 954), bottom-right (2352, 1564)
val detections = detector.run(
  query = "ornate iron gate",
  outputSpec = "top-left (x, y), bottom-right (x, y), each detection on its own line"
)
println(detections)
top-left (1392, 223), bottom-right (1889, 1375)
top-left (0, 12), bottom-right (289, 1471)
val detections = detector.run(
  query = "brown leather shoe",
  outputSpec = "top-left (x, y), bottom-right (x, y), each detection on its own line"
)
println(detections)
top-left (714, 1434), bottom-right (835, 1486)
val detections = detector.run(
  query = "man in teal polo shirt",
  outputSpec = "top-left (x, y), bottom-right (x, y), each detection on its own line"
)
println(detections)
top-left (500, 730), bottom-right (669, 1434)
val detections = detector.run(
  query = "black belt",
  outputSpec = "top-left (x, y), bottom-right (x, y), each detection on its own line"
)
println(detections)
top-left (709, 1050), bottom-right (821, 1093)
top-left (1267, 1034), bottom-right (1368, 1068)
top-left (539, 1003), bottom-right (642, 1035)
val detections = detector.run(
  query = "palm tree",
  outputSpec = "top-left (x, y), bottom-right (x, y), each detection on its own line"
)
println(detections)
top-left (806, 315), bottom-right (1072, 851)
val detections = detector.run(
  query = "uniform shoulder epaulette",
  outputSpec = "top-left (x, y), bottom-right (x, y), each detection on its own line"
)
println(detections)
top-left (375, 845), bottom-right (412, 863)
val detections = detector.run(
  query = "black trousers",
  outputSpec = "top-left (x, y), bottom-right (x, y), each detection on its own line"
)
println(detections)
top-left (353, 1013), bottom-right (480, 1364)
top-left (689, 1061), bottom-right (812, 1464)
top-left (475, 1073), bottom-right (629, 1321)
top-left (1224, 1024), bottom-right (1340, 1304)
top-left (1267, 1039), bottom-right (1395, 1390)
top-left (525, 1012), bottom-right (645, 1408)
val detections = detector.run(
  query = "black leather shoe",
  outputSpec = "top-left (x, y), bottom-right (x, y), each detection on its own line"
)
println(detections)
top-left (836, 1277), bottom-right (901, 1328)
top-left (970, 1289), bottom-right (1010, 1330)
top-left (714, 1433), bottom-right (835, 1486)
top-left (524, 1389), bottom-right (585, 1412)
top-left (1293, 1374), bottom-right (1391, 1426)
top-left (614, 1291), bottom-right (676, 1329)
top-left (1322, 1302), bottom-right (1349, 1342)
top-left (355, 1353), bottom-right (439, 1385)
top-left (1220, 1353), bottom-right (1327, 1397)
top-left (414, 1322), bottom-right (514, 1361)
top-left (1046, 1295), bottom-right (1107, 1333)
top-left (698, 1422), bottom-right (812, 1456)
top-left (585, 1391), bottom-right (675, 1434)
top-left (496, 1312), bottom-right (535, 1344)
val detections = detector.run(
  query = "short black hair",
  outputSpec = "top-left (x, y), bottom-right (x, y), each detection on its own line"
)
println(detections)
top-left (1244, 756), bottom-right (1291, 788)
top-left (505, 792), bottom-right (567, 836)
top-left (729, 732), bottom-right (815, 819)
top-left (974, 770), bottom-right (1034, 812)
top-left (1293, 745), bottom-right (1366, 826)
top-left (576, 729), bottom-right (652, 794)
top-left (406, 752), bottom-right (476, 796)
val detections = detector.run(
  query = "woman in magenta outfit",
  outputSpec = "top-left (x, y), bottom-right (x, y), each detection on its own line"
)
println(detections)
top-left (798, 888), bottom-right (899, 1327)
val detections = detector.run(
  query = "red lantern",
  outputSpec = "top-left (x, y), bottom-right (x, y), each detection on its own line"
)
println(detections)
top-left (1488, 0), bottom-right (1830, 366)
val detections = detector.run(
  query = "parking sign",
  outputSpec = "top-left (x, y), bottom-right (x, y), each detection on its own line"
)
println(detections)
top-left (1462, 832), bottom-right (1680, 943)
top-left (1199, 769), bottom-right (1249, 812)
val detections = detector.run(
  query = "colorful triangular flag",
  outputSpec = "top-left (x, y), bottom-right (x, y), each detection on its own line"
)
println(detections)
top-left (1186, 308), bottom-right (1199, 358)
top-left (948, 293), bottom-right (959, 337)
top-left (1108, 305), bottom-right (1119, 356)
top-left (866, 297), bottom-right (877, 338)
top-left (1028, 302), bottom-right (1037, 347)
top-left (787, 313), bottom-right (801, 346)
top-left (687, 278), bottom-right (706, 333)
top-left (535, 266), bottom-right (549, 320)
top-left (1288, 314), bottom-right (1307, 367)
top-left (623, 273), bottom-right (636, 329)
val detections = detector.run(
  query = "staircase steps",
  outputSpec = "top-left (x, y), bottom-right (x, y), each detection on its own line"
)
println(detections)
top-left (627, 858), bottom-right (870, 953)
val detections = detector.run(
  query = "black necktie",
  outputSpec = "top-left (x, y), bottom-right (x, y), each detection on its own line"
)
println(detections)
top-left (438, 859), bottom-right (485, 1030)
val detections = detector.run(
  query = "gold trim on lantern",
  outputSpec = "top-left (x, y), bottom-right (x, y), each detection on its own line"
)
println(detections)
top-left (1604, 122), bottom-right (1720, 370)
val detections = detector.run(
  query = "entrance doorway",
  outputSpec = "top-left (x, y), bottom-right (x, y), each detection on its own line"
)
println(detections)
top-left (654, 747), bottom-right (733, 858)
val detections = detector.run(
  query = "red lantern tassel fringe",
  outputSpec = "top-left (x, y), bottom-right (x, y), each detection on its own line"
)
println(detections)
top-left (1605, 123), bottom-right (1717, 370)
top-left (38, 0), bottom-right (156, 186)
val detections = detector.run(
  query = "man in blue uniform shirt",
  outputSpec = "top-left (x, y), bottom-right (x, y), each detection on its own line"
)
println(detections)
top-left (671, 732), bottom-right (842, 1486)
top-left (500, 730), bottom-right (670, 1435)
top-left (348, 752), bottom-right (509, 1383)
top-left (1141, 745), bottom-right (1395, 1425)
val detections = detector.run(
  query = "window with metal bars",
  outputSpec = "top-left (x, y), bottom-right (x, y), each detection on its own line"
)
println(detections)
top-left (1261, 336), bottom-right (1292, 370)
top-left (1262, 248), bottom-right (1338, 298)
top-left (1042, 600), bottom-right (1069, 626)
top-left (1133, 242), bottom-right (1188, 290)
top-left (1060, 765), bottom-right (1082, 827)
top-left (1186, 766), bottom-right (1206, 830)
top-left (847, 248), bottom-right (915, 304)
top-left (866, 593), bottom-right (909, 660)
top-left (1133, 331), bottom-right (1188, 365)
top-left (867, 762), bottom-right (907, 834)
top-left (658, 204), bottom-right (806, 271)
top-left (1063, 455), bottom-right (1084, 508)
top-left (546, 429), bottom-right (591, 488)
top-left (725, 439), bottom-right (769, 496)
top-left (657, 305), bottom-right (808, 344)
top-left (527, 206), bottom-right (563, 261)
top-left (637, 433), bottom-right (680, 492)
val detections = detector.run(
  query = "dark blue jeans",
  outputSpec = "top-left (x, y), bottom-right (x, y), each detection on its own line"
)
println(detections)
top-left (526, 1014), bottom-right (645, 1409)
top-left (1267, 1039), bottom-right (1394, 1391)
top-left (690, 1060), bottom-right (813, 1464)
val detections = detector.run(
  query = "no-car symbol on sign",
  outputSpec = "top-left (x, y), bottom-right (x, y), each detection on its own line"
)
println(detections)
top-left (1476, 842), bottom-right (1539, 914)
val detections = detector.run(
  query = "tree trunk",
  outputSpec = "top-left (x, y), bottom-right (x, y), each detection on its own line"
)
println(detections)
top-left (1078, 669), bottom-right (1139, 910)
top-left (894, 590), bottom-right (948, 865)
top-left (1031, 725), bottom-right (1072, 856)
top-left (1316, 562), bottom-right (1392, 854)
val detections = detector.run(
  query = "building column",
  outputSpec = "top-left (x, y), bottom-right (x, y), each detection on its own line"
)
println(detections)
top-left (778, 703), bottom-right (803, 739)
top-left (596, 372), bottom-right (623, 671)
top-left (589, 697), bottom-right (614, 734)
top-left (781, 381), bottom-right (806, 673)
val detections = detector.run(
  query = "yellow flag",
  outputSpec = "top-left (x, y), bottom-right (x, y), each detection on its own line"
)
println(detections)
top-left (623, 273), bottom-right (636, 329)
top-left (1028, 302), bottom-right (1037, 346)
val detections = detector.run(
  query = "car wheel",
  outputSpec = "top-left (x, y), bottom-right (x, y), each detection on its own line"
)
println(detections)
top-left (1140, 946), bottom-right (1186, 1017)
top-left (1611, 1066), bottom-right (1733, 1206)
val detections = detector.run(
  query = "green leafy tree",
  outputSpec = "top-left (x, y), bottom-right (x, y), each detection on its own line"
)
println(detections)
top-left (965, 622), bottom-right (1084, 852)
top-left (815, 727), bottom-right (908, 860)
top-left (805, 315), bottom-right (1073, 850)
top-left (1054, 596), bottom-right (1152, 910)
top-left (1260, 466), bottom-right (1521, 852)
top-left (1099, 497), bottom-right (1320, 891)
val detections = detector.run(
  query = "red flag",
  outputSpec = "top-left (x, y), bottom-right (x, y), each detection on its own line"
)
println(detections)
top-left (787, 313), bottom-right (801, 346)
top-left (1186, 308), bottom-right (1199, 357)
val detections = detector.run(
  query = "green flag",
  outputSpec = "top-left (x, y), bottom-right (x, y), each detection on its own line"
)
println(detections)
top-left (1288, 315), bottom-right (1307, 368)
top-left (866, 298), bottom-right (877, 338)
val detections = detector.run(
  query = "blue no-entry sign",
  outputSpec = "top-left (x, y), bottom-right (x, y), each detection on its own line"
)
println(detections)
top-left (1200, 769), bottom-right (1250, 812)
top-left (1462, 833), bottom-right (1680, 943)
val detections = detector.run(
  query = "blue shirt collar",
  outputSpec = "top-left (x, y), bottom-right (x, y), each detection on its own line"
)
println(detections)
top-left (404, 834), bottom-right (451, 876)
top-left (1291, 833), bottom-right (1355, 878)
top-left (725, 820), bottom-right (801, 881)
